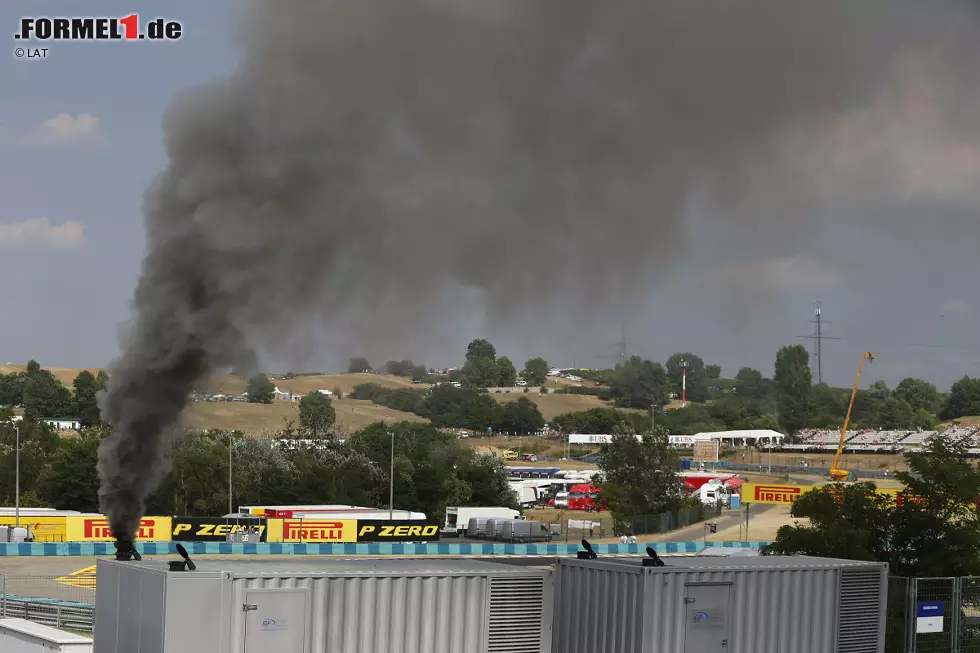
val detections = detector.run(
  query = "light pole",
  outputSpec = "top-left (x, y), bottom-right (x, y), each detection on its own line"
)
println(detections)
top-left (388, 431), bottom-right (394, 520)
top-left (767, 439), bottom-right (772, 474)
top-left (680, 360), bottom-right (689, 407)
top-left (14, 424), bottom-right (19, 528)
top-left (228, 432), bottom-right (233, 515)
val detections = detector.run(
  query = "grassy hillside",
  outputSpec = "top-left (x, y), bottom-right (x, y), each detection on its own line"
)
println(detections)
top-left (183, 398), bottom-right (425, 435)
top-left (199, 372), bottom-right (429, 396)
top-left (0, 365), bottom-right (103, 387)
top-left (496, 392), bottom-right (632, 419)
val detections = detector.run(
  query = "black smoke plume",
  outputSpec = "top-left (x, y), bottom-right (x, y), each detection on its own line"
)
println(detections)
top-left (97, 0), bottom-right (979, 540)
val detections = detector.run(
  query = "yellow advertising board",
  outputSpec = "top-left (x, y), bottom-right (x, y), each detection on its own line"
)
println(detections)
top-left (281, 519), bottom-right (357, 543)
top-left (741, 483), bottom-right (813, 505)
top-left (741, 483), bottom-right (904, 505)
top-left (0, 516), bottom-right (66, 542)
top-left (65, 516), bottom-right (172, 542)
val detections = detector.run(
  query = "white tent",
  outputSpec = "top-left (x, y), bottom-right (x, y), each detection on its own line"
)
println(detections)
top-left (692, 429), bottom-right (784, 446)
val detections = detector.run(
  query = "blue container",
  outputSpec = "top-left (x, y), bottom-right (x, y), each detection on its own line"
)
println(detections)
top-left (730, 494), bottom-right (741, 510)
top-left (681, 460), bottom-right (692, 470)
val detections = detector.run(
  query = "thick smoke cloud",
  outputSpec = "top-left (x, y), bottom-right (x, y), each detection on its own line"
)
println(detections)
top-left (97, 0), bottom-right (979, 539)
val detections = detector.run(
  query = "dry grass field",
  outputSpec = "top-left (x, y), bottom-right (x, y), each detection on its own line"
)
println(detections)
top-left (495, 391), bottom-right (634, 419)
top-left (183, 398), bottom-right (425, 435)
top-left (0, 364), bottom-right (103, 387)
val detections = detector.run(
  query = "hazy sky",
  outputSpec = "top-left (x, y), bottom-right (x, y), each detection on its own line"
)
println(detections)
top-left (1, 0), bottom-right (978, 390)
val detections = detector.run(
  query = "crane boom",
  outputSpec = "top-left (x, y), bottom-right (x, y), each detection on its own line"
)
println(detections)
top-left (829, 351), bottom-right (874, 482)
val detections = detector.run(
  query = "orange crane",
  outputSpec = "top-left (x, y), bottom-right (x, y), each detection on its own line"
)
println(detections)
top-left (829, 351), bottom-right (875, 482)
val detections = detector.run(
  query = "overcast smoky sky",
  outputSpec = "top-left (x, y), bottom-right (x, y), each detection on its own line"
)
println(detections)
top-left (1, 0), bottom-right (979, 391)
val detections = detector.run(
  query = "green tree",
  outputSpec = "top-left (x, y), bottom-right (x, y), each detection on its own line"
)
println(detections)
top-left (940, 376), bottom-right (980, 421)
top-left (705, 364), bottom-right (722, 380)
top-left (465, 339), bottom-right (496, 362)
top-left (0, 372), bottom-right (26, 406)
top-left (734, 367), bottom-right (772, 404)
top-left (497, 397), bottom-right (545, 434)
top-left (72, 370), bottom-right (102, 427)
top-left (521, 358), bottom-right (549, 386)
top-left (774, 345), bottom-right (812, 434)
top-left (410, 365), bottom-right (428, 382)
top-left (245, 374), bottom-right (275, 404)
top-left (867, 380), bottom-right (890, 401)
top-left (462, 356), bottom-right (498, 388)
top-left (37, 429), bottom-right (103, 512)
top-left (22, 369), bottom-right (72, 420)
top-left (552, 408), bottom-right (649, 435)
top-left (419, 386), bottom-right (501, 431)
top-left (875, 397), bottom-right (915, 430)
top-left (763, 436), bottom-right (980, 577)
top-left (597, 426), bottom-right (690, 534)
top-left (608, 356), bottom-right (669, 410)
top-left (665, 353), bottom-right (710, 403)
top-left (495, 356), bottom-right (517, 387)
top-left (299, 391), bottom-right (336, 437)
top-left (348, 357), bottom-right (372, 373)
top-left (893, 377), bottom-right (939, 414)
top-left (384, 360), bottom-right (418, 377)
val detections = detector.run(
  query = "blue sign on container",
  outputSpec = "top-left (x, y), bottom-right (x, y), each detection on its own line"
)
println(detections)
top-left (730, 494), bottom-right (741, 510)
top-left (917, 601), bottom-right (944, 617)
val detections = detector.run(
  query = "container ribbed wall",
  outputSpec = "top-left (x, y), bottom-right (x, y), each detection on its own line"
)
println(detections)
top-left (554, 559), bottom-right (886, 653)
top-left (640, 569), bottom-right (839, 653)
top-left (230, 574), bottom-right (490, 653)
top-left (554, 564), bottom-right (644, 653)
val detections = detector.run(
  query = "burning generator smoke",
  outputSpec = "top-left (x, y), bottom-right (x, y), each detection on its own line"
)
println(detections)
top-left (97, 0), bottom-right (979, 541)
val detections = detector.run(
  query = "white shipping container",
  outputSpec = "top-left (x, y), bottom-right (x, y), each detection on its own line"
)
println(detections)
top-left (554, 555), bottom-right (888, 653)
top-left (95, 557), bottom-right (554, 653)
top-left (0, 618), bottom-right (93, 653)
top-left (444, 507), bottom-right (521, 535)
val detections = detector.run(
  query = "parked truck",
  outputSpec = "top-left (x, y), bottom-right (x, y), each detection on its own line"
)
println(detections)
top-left (442, 506), bottom-right (521, 537)
top-left (568, 484), bottom-right (606, 512)
top-left (498, 519), bottom-right (552, 543)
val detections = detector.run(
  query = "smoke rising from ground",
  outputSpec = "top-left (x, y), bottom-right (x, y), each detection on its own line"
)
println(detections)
top-left (97, 0), bottom-right (979, 539)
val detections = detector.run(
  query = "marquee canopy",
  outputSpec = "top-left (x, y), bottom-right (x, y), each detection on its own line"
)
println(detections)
top-left (692, 429), bottom-right (784, 445)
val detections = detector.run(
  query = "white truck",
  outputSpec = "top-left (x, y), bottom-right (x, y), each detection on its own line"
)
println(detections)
top-left (442, 506), bottom-right (521, 537)
top-left (698, 480), bottom-right (733, 507)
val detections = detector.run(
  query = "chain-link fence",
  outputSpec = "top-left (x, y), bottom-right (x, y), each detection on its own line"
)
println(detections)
top-left (625, 504), bottom-right (722, 537)
top-left (0, 574), bottom-right (96, 633)
top-left (887, 576), bottom-right (980, 653)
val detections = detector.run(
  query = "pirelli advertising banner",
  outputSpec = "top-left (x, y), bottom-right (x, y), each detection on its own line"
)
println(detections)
top-left (280, 519), bottom-right (358, 543)
top-left (355, 520), bottom-right (441, 542)
top-left (171, 517), bottom-right (267, 542)
top-left (741, 483), bottom-right (904, 505)
top-left (66, 516), bottom-right (172, 542)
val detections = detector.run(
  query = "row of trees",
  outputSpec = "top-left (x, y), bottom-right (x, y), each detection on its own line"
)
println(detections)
top-left (351, 383), bottom-right (546, 434)
top-left (765, 436), bottom-right (980, 577)
top-left (0, 361), bottom-right (107, 426)
top-left (594, 420), bottom-right (980, 578)
top-left (588, 344), bottom-right (976, 435)
top-left (0, 416), bottom-right (517, 521)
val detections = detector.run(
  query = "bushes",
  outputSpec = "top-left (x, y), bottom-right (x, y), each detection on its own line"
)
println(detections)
top-left (350, 383), bottom-right (424, 414)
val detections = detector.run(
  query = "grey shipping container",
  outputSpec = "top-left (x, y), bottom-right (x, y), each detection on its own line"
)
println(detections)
top-left (468, 517), bottom-right (491, 537)
top-left (94, 557), bottom-right (554, 653)
top-left (554, 555), bottom-right (887, 653)
top-left (485, 518), bottom-right (510, 540)
top-left (499, 520), bottom-right (551, 543)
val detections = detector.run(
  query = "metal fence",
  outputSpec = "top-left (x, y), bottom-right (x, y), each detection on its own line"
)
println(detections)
top-left (0, 574), bottom-right (96, 633)
top-left (628, 504), bottom-right (722, 536)
top-left (887, 576), bottom-right (980, 653)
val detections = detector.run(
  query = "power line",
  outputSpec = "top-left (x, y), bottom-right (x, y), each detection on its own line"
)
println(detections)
top-left (798, 301), bottom-right (840, 384)
top-left (599, 324), bottom-right (645, 366)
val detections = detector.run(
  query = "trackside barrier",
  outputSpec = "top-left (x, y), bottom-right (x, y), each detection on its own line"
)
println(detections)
top-left (0, 541), bottom-right (771, 556)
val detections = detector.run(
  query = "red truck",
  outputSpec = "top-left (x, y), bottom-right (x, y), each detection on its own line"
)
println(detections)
top-left (568, 484), bottom-right (606, 512)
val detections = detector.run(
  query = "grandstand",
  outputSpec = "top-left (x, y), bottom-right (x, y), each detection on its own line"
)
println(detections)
top-left (779, 426), bottom-right (980, 455)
